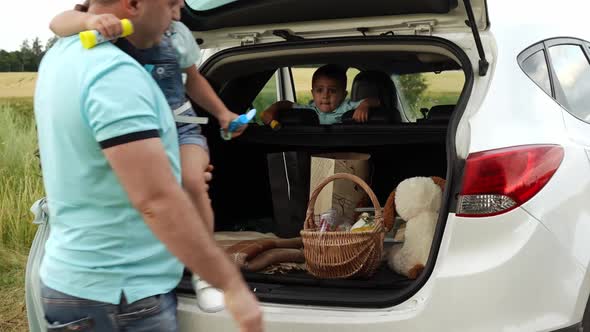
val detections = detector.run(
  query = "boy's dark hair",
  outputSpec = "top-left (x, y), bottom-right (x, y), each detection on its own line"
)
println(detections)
top-left (75, 1), bottom-right (90, 11)
top-left (312, 64), bottom-right (347, 89)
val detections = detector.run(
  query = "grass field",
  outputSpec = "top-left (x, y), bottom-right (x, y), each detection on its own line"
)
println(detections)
top-left (0, 84), bottom-right (42, 331)
top-left (0, 73), bottom-right (36, 99)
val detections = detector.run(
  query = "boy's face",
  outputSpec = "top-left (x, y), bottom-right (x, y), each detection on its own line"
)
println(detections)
top-left (311, 76), bottom-right (347, 113)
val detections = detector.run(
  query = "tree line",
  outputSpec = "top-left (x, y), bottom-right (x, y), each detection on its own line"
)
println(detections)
top-left (0, 37), bottom-right (58, 72)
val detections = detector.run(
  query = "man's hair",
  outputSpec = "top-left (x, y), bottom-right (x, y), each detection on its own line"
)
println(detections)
top-left (312, 64), bottom-right (347, 89)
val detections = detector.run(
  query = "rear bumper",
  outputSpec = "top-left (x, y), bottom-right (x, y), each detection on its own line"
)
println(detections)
top-left (177, 208), bottom-right (588, 332)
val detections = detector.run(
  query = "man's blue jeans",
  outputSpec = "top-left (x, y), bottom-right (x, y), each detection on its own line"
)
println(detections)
top-left (41, 282), bottom-right (178, 331)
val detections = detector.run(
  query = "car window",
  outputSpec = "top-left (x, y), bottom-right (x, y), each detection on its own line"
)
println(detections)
top-left (394, 71), bottom-right (464, 122)
top-left (186, 0), bottom-right (237, 11)
top-left (521, 50), bottom-right (552, 96)
top-left (291, 66), bottom-right (359, 105)
top-left (549, 44), bottom-right (590, 122)
top-left (252, 71), bottom-right (279, 113)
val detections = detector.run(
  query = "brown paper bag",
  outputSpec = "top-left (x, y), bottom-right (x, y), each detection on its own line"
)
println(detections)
top-left (309, 153), bottom-right (371, 223)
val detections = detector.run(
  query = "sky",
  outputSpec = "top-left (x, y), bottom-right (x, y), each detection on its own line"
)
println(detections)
top-left (0, 0), bottom-right (75, 51)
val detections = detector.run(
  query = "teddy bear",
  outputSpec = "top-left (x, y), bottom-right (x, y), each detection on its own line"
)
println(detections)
top-left (387, 176), bottom-right (444, 279)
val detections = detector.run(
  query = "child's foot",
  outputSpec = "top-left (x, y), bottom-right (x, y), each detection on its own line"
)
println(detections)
top-left (192, 275), bottom-right (225, 313)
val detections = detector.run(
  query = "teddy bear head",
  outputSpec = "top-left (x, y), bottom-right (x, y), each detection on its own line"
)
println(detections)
top-left (394, 176), bottom-right (442, 221)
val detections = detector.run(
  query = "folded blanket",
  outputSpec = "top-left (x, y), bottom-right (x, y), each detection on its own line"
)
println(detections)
top-left (212, 232), bottom-right (305, 273)
top-left (242, 248), bottom-right (305, 272)
top-left (226, 237), bottom-right (303, 266)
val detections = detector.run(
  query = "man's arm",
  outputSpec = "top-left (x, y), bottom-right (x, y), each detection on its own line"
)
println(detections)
top-left (102, 138), bottom-right (262, 331)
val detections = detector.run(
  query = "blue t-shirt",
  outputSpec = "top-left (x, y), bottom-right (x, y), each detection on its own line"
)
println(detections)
top-left (292, 99), bottom-right (363, 124)
top-left (34, 36), bottom-right (183, 304)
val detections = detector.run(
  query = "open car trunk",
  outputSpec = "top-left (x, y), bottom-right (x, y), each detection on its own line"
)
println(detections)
top-left (173, 36), bottom-right (473, 308)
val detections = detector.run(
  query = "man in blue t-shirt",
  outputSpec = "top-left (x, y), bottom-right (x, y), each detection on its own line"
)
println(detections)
top-left (34, 0), bottom-right (262, 331)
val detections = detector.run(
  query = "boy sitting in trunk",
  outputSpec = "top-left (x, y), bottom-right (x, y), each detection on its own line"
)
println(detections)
top-left (262, 64), bottom-right (380, 125)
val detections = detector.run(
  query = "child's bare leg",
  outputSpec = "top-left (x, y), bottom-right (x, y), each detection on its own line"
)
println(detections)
top-left (180, 145), bottom-right (214, 234)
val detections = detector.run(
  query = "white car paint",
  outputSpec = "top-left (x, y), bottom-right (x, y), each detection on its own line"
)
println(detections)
top-left (177, 208), bottom-right (586, 331)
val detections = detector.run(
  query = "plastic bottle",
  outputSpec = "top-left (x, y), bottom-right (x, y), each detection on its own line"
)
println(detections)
top-left (79, 19), bottom-right (134, 49)
top-left (220, 109), bottom-right (257, 140)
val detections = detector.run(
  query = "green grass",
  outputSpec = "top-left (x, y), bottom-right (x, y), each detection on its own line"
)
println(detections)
top-left (0, 97), bottom-right (42, 332)
top-left (0, 249), bottom-right (28, 332)
top-left (0, 98), bottom-right (43, 250)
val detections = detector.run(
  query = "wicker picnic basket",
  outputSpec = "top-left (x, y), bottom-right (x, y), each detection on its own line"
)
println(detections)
top-left (301, 173), bottom-right (385, 279)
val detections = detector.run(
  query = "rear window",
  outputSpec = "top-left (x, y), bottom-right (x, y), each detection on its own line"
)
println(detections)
top-left (394, 71), bottom-right (464, 122)
top-left (252, 71), bottom-right (279, 112)
top-left (548, 44), bottom-right (590, 122)
top-left (291, 66), bottom-right (359, 105)
top-left (186, 0), bottom-right (236, 11)
top-left (519, 38), bottom-right (590, 124)
top-left (521, 50), bottom-right (552, 96)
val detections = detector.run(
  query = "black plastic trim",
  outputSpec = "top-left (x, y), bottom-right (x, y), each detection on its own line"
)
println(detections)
top-left (234, 124), bottom-right (447, 148)
top-left (463, 0), bottom-right (489, 76)
top-left (99, 130), bottom-right (159, 149)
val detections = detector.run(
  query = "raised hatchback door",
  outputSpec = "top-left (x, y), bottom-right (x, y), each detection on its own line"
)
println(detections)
top-left (182, 0), bottom-right (488, 49)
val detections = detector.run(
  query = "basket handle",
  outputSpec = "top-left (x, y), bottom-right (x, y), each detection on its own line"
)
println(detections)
top-left (305, 173), bottom-right (383, 230)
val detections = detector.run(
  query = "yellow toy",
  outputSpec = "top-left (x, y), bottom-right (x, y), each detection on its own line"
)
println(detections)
top-left (79, 19), bottom-right (134, 49)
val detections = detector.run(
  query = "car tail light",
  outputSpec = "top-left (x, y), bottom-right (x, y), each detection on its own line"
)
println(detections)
top-left (456, 145), bottom-right (564, 217)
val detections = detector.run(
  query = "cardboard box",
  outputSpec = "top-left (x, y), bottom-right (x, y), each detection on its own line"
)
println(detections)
top-left (309, 153), bottom-right (371, 223)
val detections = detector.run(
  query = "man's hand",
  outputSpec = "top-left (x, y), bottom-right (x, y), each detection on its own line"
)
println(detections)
top-left (352, 105), bottom-right (370, 123)
top-left (224, 281), bottom-right (264, 332)
top-left (85, 13), bottom-right (122, 39)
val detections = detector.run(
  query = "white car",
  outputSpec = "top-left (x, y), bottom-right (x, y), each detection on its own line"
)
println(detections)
top-left (27, 0), bottom-right (590, 331)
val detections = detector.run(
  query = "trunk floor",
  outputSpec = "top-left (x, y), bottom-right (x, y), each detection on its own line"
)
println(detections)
top-left (179, 260), bottom-right (412, 292)
top-left (242, 262), bottom-right (412, 289)
top-left (177, 261), bottom-right (414, 307)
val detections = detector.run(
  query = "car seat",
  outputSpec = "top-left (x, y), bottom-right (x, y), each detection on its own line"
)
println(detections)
top-left (341, 70), bottom-right (402, 124)
top-left (277, 106), bottom-right (320, 126)
top-left (425, 104), bottom-right (455, 123)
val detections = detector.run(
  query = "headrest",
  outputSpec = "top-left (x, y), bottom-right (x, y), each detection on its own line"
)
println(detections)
top-left (340, 107), bottom-right (392, 124)
top-left (351, 71), bottom-right (397, 105)
top-left (349, 70), bottom-right (401, 123)
top-left (427, 105), bottom-right (455, 123)
top-left (277, 107), bottom-right (319, 126)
